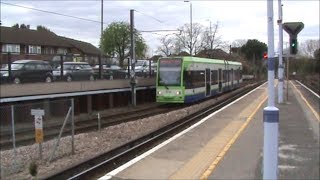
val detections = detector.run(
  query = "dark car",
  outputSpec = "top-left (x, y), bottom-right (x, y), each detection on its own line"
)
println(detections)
top-left (53, 62), bottom-right (95, 81)
top-left (93, 64), bottom-right (128, 79)
top-left (0, 60), bottom-right (53, 84)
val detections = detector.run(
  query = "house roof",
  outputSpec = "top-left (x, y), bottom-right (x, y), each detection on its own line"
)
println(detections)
top-left (0, 26), bottom-right (72, 48)
top-left (60, 36), bottom-right (101, 55)
top-left (0, 26), bottom-right (101, 55)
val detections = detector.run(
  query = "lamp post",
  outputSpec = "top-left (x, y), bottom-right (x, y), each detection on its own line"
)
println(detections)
top-left (184, 1), bottom-right (192, 56)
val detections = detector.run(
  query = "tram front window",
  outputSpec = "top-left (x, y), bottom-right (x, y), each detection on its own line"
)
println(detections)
top-left (158, 59), bottom-right (181, 86)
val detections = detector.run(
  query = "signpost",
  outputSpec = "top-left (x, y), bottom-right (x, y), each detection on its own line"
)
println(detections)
top-left (31, 109), bottom-right (45, 160)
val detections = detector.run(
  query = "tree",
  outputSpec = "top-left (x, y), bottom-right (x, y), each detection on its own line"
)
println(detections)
top-left (176, 23), bottom-right (204, 55)
top-left (37, 25), bottom-right (53, 33)
top-left (12, 23), bottom-right (19, 28)
top-left (202, 21), bottom-right (223, 50)
top-left (157, 35), bottom-right (174, 57)
top-left (20, 24), bottom-right (29, 29)
top-left (240, 39), bottom-right (268, 79)
top-left (232, 39), bottom-right (248, 48)
top-left (299, 39), bottom-right (320, 58)
top-left (314, 48), bottom-right (320, 60)
top-left (100, 22), bottom-right (147, 67)
top-left (240, 39), bottom-right (267, 65)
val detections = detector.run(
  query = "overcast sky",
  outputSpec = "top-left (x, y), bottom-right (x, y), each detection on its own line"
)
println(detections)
top-left (1, 0), bottom-right (319, 56)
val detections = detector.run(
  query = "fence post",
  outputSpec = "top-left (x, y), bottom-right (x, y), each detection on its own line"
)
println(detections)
top-left (99, 55), bottom-right (102, 79)
top-left (11, 105), bottom-right (17, 170)
top-left (97, 112), bottom-right (101, 132)
top-left (71, 98), bottom-right (75, 154)
top-left (8, 53), bottom-right (12, 80)
top-left (60, 54), bottom-right (64, 80)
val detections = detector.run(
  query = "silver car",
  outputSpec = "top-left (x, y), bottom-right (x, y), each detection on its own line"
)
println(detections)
top-left (53, 62), bottom-right (94, 81)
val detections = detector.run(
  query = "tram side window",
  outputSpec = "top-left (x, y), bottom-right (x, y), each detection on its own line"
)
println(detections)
top-left (184, 70), bottom-right (205, 88)
top-left (211, 70), bottom-right (218, 85)
top-left (184, 70), bottom-right (192, 88)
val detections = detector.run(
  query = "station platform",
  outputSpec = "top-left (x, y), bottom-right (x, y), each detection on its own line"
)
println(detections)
top-left (99, 80), bottom-right (319, 180)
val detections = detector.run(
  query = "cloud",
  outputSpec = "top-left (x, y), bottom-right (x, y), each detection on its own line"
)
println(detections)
top-left (1, 0), bottom-right (319, 54)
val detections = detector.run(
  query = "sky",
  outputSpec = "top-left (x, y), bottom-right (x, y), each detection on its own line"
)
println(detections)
top-left (1, 0), bottom-right (319, 57)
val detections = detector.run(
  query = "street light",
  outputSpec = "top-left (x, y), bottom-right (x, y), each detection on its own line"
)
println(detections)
top-left (184, 0), bottom-right (192, 56)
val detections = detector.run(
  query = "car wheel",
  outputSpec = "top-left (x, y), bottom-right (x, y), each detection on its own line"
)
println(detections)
top-left (45, 76), bottom-right (53, 83)
top-left (66, 75), bottom-right (72, 82)
top-left (13, 77), bottom-right (21, 84)
top-left (89, 75), bottom-right (94, 81)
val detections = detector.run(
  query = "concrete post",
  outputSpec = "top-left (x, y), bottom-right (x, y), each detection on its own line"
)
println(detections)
top-left (277, 0), bottom-right (284, 103)
top-left (263, 1), bottom-right (279, 179)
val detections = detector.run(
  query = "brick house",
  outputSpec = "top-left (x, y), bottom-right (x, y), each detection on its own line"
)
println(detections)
top-left (0, 26), bottom-right (101, 65)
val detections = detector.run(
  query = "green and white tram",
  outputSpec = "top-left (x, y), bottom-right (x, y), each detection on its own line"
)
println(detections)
top-left (156, 56), bottom-right (242, 103)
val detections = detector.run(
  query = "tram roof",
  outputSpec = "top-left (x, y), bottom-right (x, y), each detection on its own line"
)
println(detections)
top-left (181, 56), bottom-right (242, 66)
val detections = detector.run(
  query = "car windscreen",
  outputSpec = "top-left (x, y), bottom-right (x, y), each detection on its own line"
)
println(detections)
top-left (3, 63), bottom-right (25, 70)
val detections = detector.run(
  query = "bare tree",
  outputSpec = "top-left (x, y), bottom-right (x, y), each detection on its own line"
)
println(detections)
top-left (156, 35), bottom-right (174, 57)
top-left (202, 21), bottom-right (223, 50)
top-left (175, 23), bottom-right (204, 55)
top-left (299, 39), bottom-right (320, 58)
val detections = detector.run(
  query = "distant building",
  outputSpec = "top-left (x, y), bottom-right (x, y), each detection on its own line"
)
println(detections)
top-left (0, 26), bottom-right (101, 65)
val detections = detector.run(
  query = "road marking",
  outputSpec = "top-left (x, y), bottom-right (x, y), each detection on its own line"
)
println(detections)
top-left (98, 83), bottom-right (267, 180)
top-left (296, 80), bottom-right (320, 98)
top-left (290, 81), bottom-right (319, 122)
top-left (200, 95), bottom-right (268, 180)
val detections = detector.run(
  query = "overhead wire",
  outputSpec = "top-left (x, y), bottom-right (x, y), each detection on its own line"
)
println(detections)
top-left (1, 2), bottom-right (108, 24)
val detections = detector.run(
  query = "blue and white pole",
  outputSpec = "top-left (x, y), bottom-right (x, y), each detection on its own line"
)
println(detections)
top-left (263, 0), bottom-right (279, 179)
top-left (278, 0), bottom-right (284, 103)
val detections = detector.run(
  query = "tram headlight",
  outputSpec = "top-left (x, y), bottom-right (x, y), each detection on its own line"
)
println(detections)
top-left (158, 91), bottom-right (162, 95)
top-left (176, 91), bottom-right (181, 95)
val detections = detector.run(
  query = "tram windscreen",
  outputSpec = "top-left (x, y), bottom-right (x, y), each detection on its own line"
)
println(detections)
top-left (158, 59), bottom-right (182, 86)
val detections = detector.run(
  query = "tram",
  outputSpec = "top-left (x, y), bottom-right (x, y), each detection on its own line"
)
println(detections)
top-left (156, 56), bottom-right (242, 103)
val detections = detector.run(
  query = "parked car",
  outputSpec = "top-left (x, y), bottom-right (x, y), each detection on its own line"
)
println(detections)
top-left (53, 62), bottom-right (95, 81)
top-left (93, 64), bottom-right (127, 79)
top-left (0, 60), bottom-right (53, 84)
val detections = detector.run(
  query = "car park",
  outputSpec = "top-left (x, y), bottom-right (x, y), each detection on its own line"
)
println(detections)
top-left (53, 62), bottom-right (95, 81)
top-left (0, 59), bottom-right (53, 84)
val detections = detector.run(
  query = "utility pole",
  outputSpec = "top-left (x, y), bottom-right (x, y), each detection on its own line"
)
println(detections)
top-left (99, 0), bottom-right (103, 79)
top-left (277, 0), bottom-right (284, 103)
top-left (263, 0), bottom-right (279, 179)
top-left (209, 21), bottom-right (212, 50)
top-left (130, 9), bottom-right (136, 106)
top-left (184, 1), bottom-right (192, 56)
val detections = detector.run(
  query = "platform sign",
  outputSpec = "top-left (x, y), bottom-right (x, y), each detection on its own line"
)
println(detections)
top-left (31, 109), bottom-right (44, 143)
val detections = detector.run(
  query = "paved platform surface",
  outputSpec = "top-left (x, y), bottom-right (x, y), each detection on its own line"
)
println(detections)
top-left (99, 80), bottom-right (319, 180)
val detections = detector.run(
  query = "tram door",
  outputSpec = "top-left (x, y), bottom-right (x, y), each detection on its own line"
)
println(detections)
top-left (218, 69), bottom-right (222, 92)
top-left (231, 69), bottom-right (234, 88)
top-left (205, 68), bottom-right (210, 96)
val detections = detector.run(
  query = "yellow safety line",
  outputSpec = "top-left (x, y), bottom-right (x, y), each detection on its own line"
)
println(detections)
top-left (200, 95), bottom-right (268, 180)
top-left (290, 81), bottom-right (320, 122)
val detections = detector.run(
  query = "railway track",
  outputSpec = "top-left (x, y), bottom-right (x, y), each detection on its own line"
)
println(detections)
top-left (42, 81), bottom-right (264, 180)
top-left (295, 75), bottom-right (319, 95)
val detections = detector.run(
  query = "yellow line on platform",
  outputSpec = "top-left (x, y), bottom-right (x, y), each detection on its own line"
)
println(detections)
top-left (200, 95), bottom-right (268, 180)
top-left (290, 81), bottom-right (320, 122)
